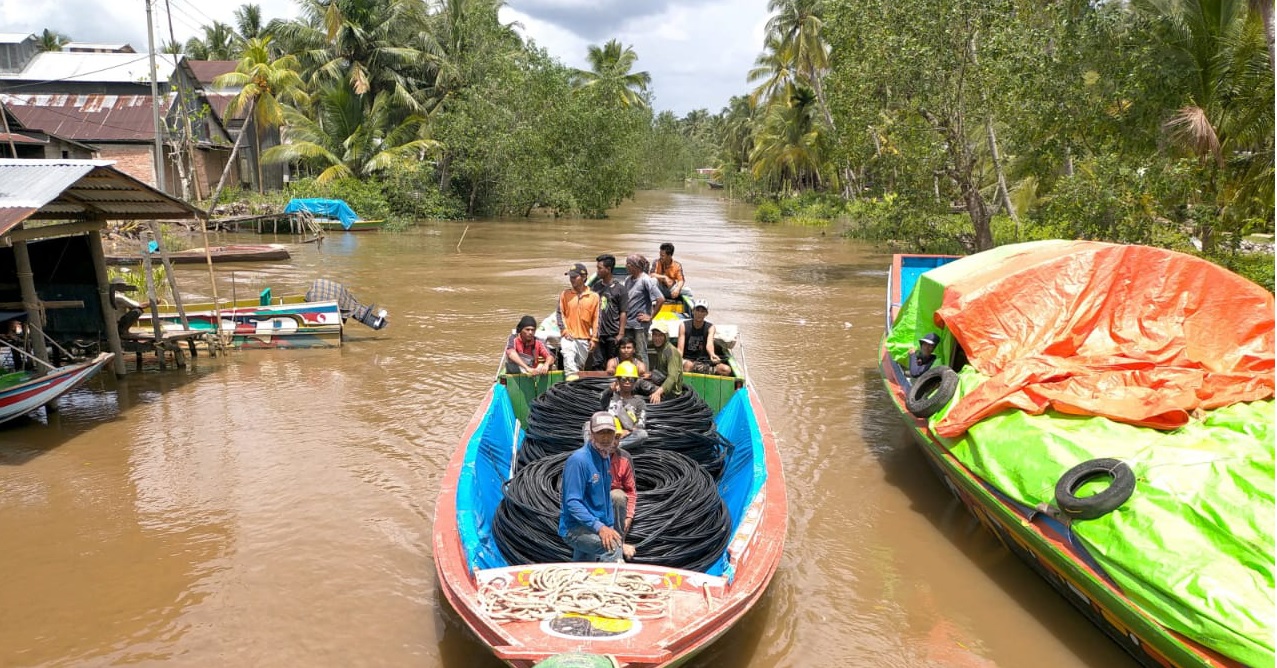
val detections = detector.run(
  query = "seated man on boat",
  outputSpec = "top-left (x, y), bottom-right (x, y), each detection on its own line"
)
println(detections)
top-left (679, 300), bottom-right (732, 376)
top-left (648, 321), bottom-right (684, 404)
top-left (505, 315), bottom-right (553, 375)
top-left (604, 336), bottom-right (649, 378)
top-left (651, 242), bottom-right (686, 300)
top-left (610, 436), bottom-right (637, 562)
top-left (304, 279), bottom-right (388, 330)
top-left (559, 412), bottom-right (628, 562)
top-left (606, 362), bottom-right (648, 448)
top-left (908, 333), bottom-right (941, 379)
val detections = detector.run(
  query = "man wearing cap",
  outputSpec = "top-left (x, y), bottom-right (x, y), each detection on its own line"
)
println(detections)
top-left (679, 300), bottom-right (731, 376)
top-left (556, 263), bottom-right (601, 376)
top-left (648, 321), bottom-right (684, 404)
top-left (623, 254), bottom-right (664, 369)
top-left (560, 412), bottom-right (627, 562)
top-left (909, 333), bottom-right (942, 378)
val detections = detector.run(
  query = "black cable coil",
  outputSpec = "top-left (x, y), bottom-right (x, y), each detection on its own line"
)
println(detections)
top-left (493, 449), bottom-right (733, 572)
top-left (516, 377), bottom-right (732, 477)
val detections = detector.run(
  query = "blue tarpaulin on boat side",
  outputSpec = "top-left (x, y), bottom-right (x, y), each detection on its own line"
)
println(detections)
top-left (709, 387), bottom-right (767, 578)
top-left (283, 198), bottom-right (361, 230)
top-left (457, 384), bottom-right (518, 571)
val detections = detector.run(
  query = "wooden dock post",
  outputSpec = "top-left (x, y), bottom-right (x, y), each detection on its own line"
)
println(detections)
top-left (87, 226), bottom-right (128, 376)
top-left (12, 238), bottom-right (51, 375)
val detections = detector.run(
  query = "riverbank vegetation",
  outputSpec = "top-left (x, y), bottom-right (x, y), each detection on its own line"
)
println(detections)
top-left (179, 0), bottom-right (703, 221)
top-left (705, 0), bottom-right (1274, 288)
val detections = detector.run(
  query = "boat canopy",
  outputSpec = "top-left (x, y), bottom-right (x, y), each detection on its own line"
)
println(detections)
top-left (283, 198), bottom-right (362, 230)
top-left (888, 240), bottom-right (1274, 438)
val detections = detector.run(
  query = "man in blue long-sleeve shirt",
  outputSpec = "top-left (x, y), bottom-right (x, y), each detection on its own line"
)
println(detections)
top-left (559, 412), bottom-right (625, 562)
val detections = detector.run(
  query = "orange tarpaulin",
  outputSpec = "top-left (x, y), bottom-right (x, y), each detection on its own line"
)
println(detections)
top-left (932, 242), bottom-right (1275, 438)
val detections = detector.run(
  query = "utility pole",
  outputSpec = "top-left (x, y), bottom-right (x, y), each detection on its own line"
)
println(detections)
top-left (145, 0), bottom-right (167, 193)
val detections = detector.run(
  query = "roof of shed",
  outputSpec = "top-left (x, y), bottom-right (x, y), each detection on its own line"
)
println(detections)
top-left (0, 159), bottom-right (203, 234)
top-left (0, 52), bottom-right (177, 83)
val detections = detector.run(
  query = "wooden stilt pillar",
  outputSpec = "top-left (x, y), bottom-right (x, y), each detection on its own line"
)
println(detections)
top-left (139, 235), bottom-right (168, 370)
top-left (88, 229), bottom-right (128, 376)
top-left (12, 239), bottom-right (50, 375)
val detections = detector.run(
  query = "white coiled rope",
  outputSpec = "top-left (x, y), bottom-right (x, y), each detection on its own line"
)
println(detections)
top-left (478, 567), bottom-right (670, 622)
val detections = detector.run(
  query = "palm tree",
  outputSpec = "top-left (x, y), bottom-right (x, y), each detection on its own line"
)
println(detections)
top-left (208, 37), bottom-right (304, 202)
top-left (765, 0), bottom-right (835, 129)
top-left (1137, 0), bottom-right (1274, 249)
top-left (36, 29), bottom-right (70, 53)
top-left (749, 87), bottom-right (832, 191)
top-left (262, 79), bottom-right (438, 182)
top-left (234, 4), bottom-right (266, 42)
top-left (271, 0), bottom-right (427, 108)
top-left (571, 39), bottom-right (652, 109)
top-left (746, 34), bottom-right (797, 107)
top-left (184, 22), bottom-right (239, 60)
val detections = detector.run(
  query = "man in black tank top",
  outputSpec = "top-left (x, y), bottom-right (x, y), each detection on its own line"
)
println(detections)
top-left (678, 300), bottom-right (732, 376)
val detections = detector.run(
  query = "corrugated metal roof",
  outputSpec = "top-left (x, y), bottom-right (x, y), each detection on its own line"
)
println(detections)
top-left (0, 131), bottom-right (44, 145)
top-left (188, 60), bottom-right (237, 85)
top-left (0, 93), bottom-right (173, 142)
top-left (63, 43), bottom-right (136, 53)
top-left (0, 159), bottom-right (203, 235)
top-left (0, 52), bottom-right (177, 83)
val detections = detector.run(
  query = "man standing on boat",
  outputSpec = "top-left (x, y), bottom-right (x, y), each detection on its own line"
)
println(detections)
top-left (589, 254), bottom-right (628, 371)
top-left (556, 263), bottom-right (601, 376)
top-left (560, 412), bottom-right (627, 562)
top-left (909, 333), bottom-right (941, 379)
top-left (623, 254), bottom-right (664, 369)
top-left (652, 242), bottom-right (686, 300)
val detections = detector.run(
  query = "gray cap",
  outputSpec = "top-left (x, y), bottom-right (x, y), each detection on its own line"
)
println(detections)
top-left (588, 411), bottom-right (617, 433)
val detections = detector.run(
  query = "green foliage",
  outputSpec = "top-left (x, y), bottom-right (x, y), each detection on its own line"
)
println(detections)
top-left (286, 176), bottom-right (392, 220)
top-left (755, 201), bottom-right (782, 223)
top-left (1205, 249), bottom-right (1276, 293)
top-left (380, 162), bottom-right (465, 220)
top-left (1030, 154), bottom-right (1194, 249)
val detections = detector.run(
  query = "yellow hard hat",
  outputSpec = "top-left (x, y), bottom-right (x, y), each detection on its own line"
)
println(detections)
top-left (615, 361), bottom-right (639, 378)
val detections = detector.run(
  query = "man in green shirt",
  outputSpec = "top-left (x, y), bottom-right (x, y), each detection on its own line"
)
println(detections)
top-left (648, 320), bottom-right (683, 404)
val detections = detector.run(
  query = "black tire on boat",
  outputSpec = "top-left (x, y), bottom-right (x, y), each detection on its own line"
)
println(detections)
top-left (905, 365), bottom-right (958, 418)
top-left (1054, 458), bottom-right (1136, 521)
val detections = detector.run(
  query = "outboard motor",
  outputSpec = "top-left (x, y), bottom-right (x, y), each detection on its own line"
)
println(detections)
top-left (304, 279), bottom-right (389, 330)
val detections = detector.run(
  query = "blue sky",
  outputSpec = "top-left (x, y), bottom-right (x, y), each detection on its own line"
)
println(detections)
top-left (2, 0), bottom-right (769, 116)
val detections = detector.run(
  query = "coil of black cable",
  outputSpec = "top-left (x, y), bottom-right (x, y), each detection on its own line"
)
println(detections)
top-left (515, 377), bottom-right (731, 476)
top-left (493, 449), bottom-right (733, 571)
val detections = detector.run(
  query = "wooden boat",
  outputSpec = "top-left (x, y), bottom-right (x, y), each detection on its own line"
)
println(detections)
top-left (132, 280), bottom-right (388, 349)
top-left (106, 244), bottom-right (290, 265)
top-left (314, 218), bottom-right (384, 232)
top-left (284, 198), bottom-right (383, 232)
top-left (879, 240), bottom-right (1274, 667)
top-left (434, 301), bottom-right (787, 667)
top-left (133, 294), bottom-right (343, 349)
top-left (0, 352), bottom-right (114, 425)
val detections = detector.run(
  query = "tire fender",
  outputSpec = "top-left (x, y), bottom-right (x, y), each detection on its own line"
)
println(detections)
top-left (1054, 458), bottom-right (1136, 520)
top-left (905, 365), bottom-right (958, 418)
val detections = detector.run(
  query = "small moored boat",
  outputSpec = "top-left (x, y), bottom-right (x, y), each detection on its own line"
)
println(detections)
top-left (879, 240), bottom-right (1274, 667)
top-left (133, 279), bottom-right (388, 349)
top-left (0, 352), bottom-right (115, 425)
top-left (106, 244), bottom-right (290, 265)
top-left (434, 298), bottom-right (786, 667)
top-left (284, 198), bottom-right (384, 232)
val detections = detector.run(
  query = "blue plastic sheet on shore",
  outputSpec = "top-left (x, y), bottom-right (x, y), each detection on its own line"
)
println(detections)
top-left (283, 198), bottom-right (361, 230)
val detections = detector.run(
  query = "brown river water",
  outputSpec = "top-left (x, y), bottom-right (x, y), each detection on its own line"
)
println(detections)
top-left (0, 189), bottom-right (1136, 667)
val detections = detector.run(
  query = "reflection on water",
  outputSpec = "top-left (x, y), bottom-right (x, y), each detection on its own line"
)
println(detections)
top-left (0, 190), bottom-right (1134, 667)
